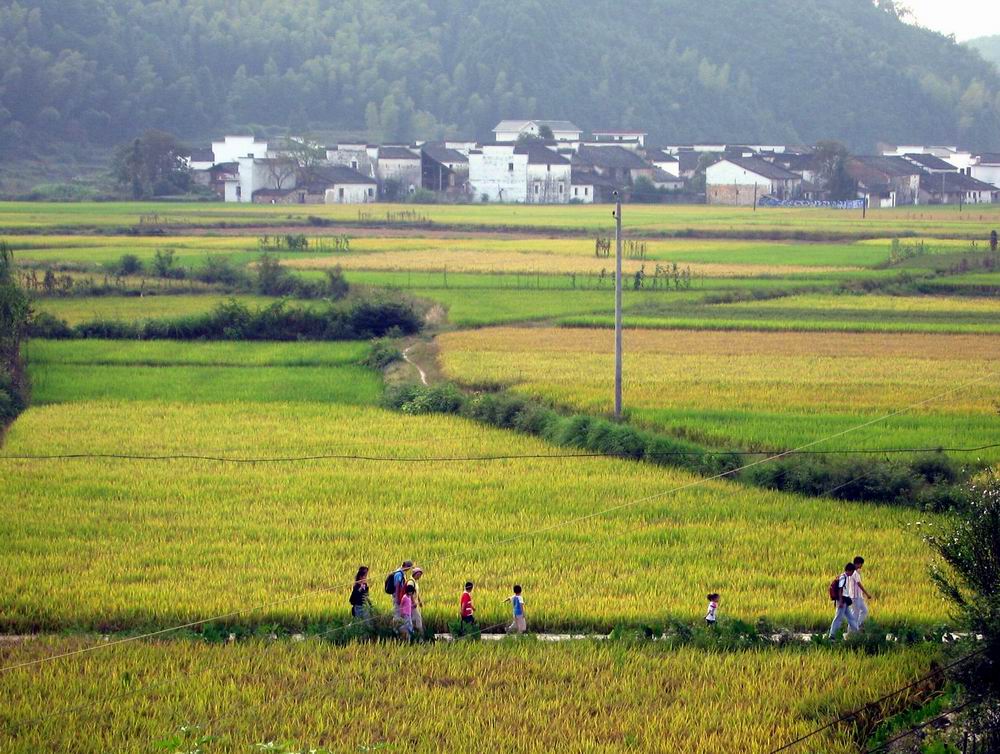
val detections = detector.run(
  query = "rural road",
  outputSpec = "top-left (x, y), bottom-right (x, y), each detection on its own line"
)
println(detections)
top-left (403, 345), bottom-right (429, 385)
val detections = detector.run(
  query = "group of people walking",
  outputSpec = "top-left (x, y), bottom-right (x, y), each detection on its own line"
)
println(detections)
top-left (829, 556), bottom-right (872, 639)
top-left (349, 561), bottom-right (528, 641)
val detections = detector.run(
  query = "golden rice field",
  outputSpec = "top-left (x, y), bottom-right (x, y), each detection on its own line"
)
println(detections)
top-left (0, 400), bottom-right (945, 632)
top-left (437, 327), bottom-right (1000, 456)
top-left (722, 293), bottom-right (1000, 315)
top-left (283, 247), bottom-right (858, 277)
top-left (2, 200), bottom-right (999, 238)
top-left (0, 639), bottom-right (935, 754)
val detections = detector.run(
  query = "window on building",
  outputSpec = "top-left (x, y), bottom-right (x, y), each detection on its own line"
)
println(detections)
top-left (574, 187), bottom-right (578, 196)
top-left (534, 184), bottom-right (540, 195)
top-left (235, 186), bottom-right (242, 199)
top-left (351, 160), bottom-right (358, 170)
top-left (559, 183), bottom-right (564, 194)
top-left (508, 163), bottom-right (514, 172)
top-left (585, 187), bottom-right (590, 196)
top-left (547, 164), bottom-right (551, 173)
top-left (368, 187), bottom-right (374, 197)
top-left (338, 187), bottom-right (345, 199)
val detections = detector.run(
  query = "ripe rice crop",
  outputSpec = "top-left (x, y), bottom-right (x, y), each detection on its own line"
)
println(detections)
top-left (438, 327), bottom-right (1000, 458)
top-left (34, 295), bottom-right (281, 325)
top-left (0, 400), bottom-right (945, 632)
top-left (0, 638), bottom-right (935, 754)
top-left (1, 200), bottom-right (998, 238)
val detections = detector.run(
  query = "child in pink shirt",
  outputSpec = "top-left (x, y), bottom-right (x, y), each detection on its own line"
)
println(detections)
top-left (398, 584), bottom-right (415, 642)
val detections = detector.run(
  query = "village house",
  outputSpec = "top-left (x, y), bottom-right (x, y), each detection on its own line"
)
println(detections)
top-left (421, 143), bottom-right (470, 194)
top-left (252, 166), bottom-right (376, 205)
top-left (468, 144), bottom-right (529, 202)
top-left (212, 135), bottom-right (270, 164)
top-left (325, 144), bottom-right (378, 179)
top-left (591, 130), bottom-right (647, 149)
top-left (646, 149), bottom-right (681, 177)
top-left (493, 120), bottom-right (583, 143)
top-left (972, 154), bottom-right (1000, 188)
top-left (919, 172), bottom-right (999, 205)
top-left (520, 143), bottom-right (572, 203)
top-left (186, 148), bottom-right (216, 172)
top-left (375, 146), bottom-right (422, 197)
top-left (705, 156), bottom-right (801, 205)
top-left (882, 145), bottom-right (976, 175)
top-left (847, 156), bottom-right (923, 208)
top-left (573, 145), bottom-right (655, 187)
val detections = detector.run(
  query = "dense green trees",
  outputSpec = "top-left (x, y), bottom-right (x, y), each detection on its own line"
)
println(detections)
top-left (968, 35), bottom-right (1000, 69)
top-left (0, 241), bottom-right (30, 427)
top-left (111, 130), bottom-right (192, 198)
top-left (1, 0), bottom-right (999, 152)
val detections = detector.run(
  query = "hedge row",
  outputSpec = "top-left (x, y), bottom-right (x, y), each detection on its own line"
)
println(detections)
top-left (384, 384), bottom-right (970, 510)
top-left (29, 298), bottom-right (422, 342)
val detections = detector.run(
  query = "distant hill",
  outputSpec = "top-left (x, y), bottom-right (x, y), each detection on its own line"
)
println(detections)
top-left (968, 35), bottom-right (1000, 69)
top-left (1, 0), bottom-right (999, 154)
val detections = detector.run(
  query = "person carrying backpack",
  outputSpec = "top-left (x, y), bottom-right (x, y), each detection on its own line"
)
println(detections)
top-left (828, 562), bottom-right (859, 639)
top-left (384, 560), bottom-right (413, 619)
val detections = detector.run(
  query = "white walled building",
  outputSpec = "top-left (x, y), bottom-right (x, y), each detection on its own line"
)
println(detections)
top-left (706, 156), bottom-right (801, 205)
top-left (646, 149), bottom-right (681, 177)
top-left (591, 130), bottom-right (647, 149)
top-left (973, 154), bottom-right (1000, 188)
top-left (212, 135), bottom-right (269, 165)
top-left (375, 146), bottom-right (422, 193)
top-left (883, 146), bottom-right (976, 175)
top-left (326, 144), bottom-right (378, 179)
top-left (225, 156), bottom-right (294, 203)
top-left (523, 144), bottom-right (572, 203)
top-left (468, 144), bottom-right (529, 202)
top-left (493, 120), bottom-right (583, 143)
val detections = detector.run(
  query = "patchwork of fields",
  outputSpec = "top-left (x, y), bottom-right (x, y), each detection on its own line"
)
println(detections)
top-left (3, 201), bottom-right (998, 752)
top-left (438, 327), bottom-right (1000, 460)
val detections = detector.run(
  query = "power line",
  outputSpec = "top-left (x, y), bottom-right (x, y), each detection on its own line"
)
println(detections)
top-left (769, 649), bottom-right (986, 753)
top-left (864, 697), bottom-right (981, 754)
top-left (1, 442), bottom-right (997, 464)
top-left (1, 371), bottom-right (994, 693)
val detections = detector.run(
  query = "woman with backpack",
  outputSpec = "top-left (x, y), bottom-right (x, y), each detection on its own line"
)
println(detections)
top-left (349, 566), bottom-right (371, 620)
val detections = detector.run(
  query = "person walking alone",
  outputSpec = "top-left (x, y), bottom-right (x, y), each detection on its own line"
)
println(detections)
top-left (851, 556), bottom-right (872, 627)
top-left (829, 562), bottom-right (860, 639)
top-left (349, 566), bottom-right (371, 620)
top-left (460, 581), bottom-right (476, 628)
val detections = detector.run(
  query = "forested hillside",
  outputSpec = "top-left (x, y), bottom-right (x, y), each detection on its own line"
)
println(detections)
top-left (2, 0), bottom-right (1000, 153)
top-left (968, 36), bottom-right (1000, 70)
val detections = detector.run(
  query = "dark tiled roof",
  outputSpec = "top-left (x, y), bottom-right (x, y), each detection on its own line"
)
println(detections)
top-left (379, 146), bottom-right (420, 160)
top-left (977, 153), bottom-right (1000, 165)
top-left (571, 170), bottom-right (619, 188)
top-left (576, 145), bottom-right (652, 170)
top-left (422, 143), bottom-right (469, 165)
top-left (904, 153), bottom-right (956, 171)
top-left (188, 148), bottom-right (215, 162)
top-left (653, 169), bottom-right (684, 184)
top-left (850, 156), bottom-right (924, 178)
top-left (677, 151), bottom-right (703, 173)
top-left (209, 162), bottom-right (239, 173)
top-left (514, 143), bottom-right (570, 165)
top-left (721, 156), bottom-right (800, 181)
top-left (303, 166), bottom-right (376, 189)
top-left (924, 173), bottom-right (999, 193)
top-left (769, 153), bottom-right (817, 172)
top-left (647, 149), bottom-right (679, 163)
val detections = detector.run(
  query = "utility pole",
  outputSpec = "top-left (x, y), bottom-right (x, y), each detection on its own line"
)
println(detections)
top-left (613, 191), bottom-right (623, 420)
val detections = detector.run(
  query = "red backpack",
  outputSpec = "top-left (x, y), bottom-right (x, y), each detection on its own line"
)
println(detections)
top-left (828, 574), bottom-right (842, 602)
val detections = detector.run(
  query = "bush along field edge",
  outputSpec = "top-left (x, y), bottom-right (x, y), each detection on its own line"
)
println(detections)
top-left (383, 381), bottom-right (980, 513)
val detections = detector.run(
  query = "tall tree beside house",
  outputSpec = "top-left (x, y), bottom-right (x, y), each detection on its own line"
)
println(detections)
top-left (814, 140), bottom-right (857, 200)
top-left (111, 130), bottom-right (192, 199)
top-left (0, 241), bottom-right (30, 429)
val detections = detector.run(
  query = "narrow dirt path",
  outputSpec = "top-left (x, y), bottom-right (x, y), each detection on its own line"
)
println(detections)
top-left (403, 345), bottom-right (429, 386)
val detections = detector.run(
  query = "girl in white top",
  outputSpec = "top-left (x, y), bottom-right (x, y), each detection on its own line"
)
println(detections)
top-left (705, 593), bottom-right (720, 625)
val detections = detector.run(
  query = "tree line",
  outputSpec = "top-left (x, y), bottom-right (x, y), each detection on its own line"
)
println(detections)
top-left (2, 0), bottom-right (1000, 152)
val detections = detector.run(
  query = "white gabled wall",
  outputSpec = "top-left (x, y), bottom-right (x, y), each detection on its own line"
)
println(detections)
top-left (468, 146), bottom-right (529, 202)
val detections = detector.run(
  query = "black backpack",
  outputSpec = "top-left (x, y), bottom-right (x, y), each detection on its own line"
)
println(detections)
top-left (384, 570), bottom-right (398, 595)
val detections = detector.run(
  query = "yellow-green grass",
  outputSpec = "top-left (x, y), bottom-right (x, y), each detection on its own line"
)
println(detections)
top-left (10, 234), bottom-right (894, 274)
top-left (0, 401), bottom-right (945, 631)
top-left (437, 327), bottom-right (1000, 459)
top-left (33, 295), bottom-right (281, 325)
top-left (560, 292), bottom-right (1000, 334)
top-left (26, 340), bottom-right (379, 406)
top-left (0, 639), bottom-right (935, 754)
top-left (2, 200), bottom-right (999, 237)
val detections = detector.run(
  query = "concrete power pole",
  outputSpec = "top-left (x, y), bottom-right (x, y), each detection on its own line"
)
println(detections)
top-left (613, 191), bottom-right (623, 420)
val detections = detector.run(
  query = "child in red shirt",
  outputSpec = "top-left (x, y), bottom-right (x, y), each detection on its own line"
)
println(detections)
top-left (460, 581), bottom-right (475, 625)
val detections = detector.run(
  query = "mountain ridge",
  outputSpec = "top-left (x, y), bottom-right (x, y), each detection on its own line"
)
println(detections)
top-left (1, 0), bottom-right (998, 153)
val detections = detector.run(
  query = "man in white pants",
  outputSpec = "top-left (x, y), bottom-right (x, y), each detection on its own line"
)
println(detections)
top-left (851, 556), bottom-right (872, 627)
